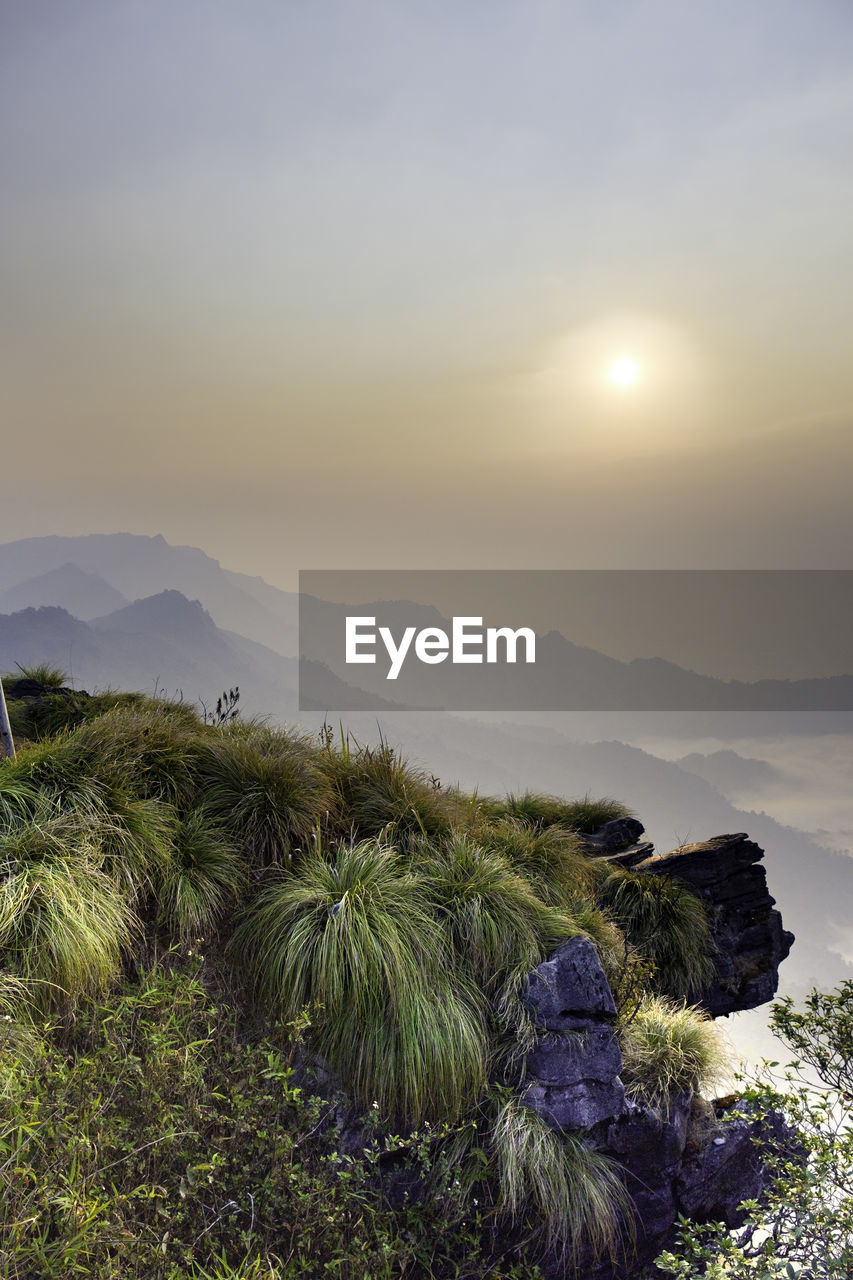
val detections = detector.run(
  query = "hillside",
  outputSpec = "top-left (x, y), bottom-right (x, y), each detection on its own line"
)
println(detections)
top-left (0, 683), bottom-right (797, 1277)
top-left (2, 587), bottom-right (851, 1017)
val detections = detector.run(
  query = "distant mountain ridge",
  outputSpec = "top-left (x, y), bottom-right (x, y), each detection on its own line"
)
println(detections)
top-left (0, 591), bottom-right (395, 714)
top-left (299, 595), bottom-right (853, 711)
top-left (0, 534), bottom-right (298, 657)
top-left (0, 563), bottom-right (129, 620)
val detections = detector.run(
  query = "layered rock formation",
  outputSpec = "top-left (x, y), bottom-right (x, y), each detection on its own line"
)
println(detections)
top-left (630, 833), bottom-right (795, 1016)
top-left (521, 936), bottom-right (624, 1131)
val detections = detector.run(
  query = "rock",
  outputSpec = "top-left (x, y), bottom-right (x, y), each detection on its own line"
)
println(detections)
top-left (634, 834), bottom-right (794, 1016)
top-left (521, 938), bottom-right (625, 1132)
top-left (580, 816), bottom-right (647, 853)
top-left (605, 1093), bottom-right (692, 1180)
top-left (524, 936), bottom-right (618, 1029)
top-left (676, 1106), bottom-right (794, 1226)
top-left (602, 841), bottom-right (656, 868)
top-left (526, 1026), bottom-right (622, 1084)
top-left (521, 1075), bottom-right (626, 1132)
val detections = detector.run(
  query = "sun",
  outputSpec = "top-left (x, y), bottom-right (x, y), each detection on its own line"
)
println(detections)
top-left (607, 357), bottom-right (641, 388)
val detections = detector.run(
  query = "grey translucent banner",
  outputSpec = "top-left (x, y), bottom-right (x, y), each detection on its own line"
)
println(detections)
top-left (298, 570), bottom-right (853, 711)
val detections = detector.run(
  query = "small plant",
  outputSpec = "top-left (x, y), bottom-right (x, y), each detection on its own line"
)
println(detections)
top-left (14, 662), bottom-right (68, 690)
top-left (419, 833), bottom-right (576, 986)
top-left (201, 686), bottom-right (241, 726)
top-left (658, 983), bottom-right (853, 1278)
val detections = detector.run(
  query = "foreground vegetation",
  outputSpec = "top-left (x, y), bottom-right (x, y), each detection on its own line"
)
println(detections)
top-left (0, 672), bottom-right (727, 1276)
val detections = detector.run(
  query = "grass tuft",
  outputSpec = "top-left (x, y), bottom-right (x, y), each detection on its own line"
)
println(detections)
top-left (232, 837), bottom-right (487, 1122)
top-left (619, 996), bottom-right (730, 1116)
top-left (491, 1096), bottom-right (630, 1266)
top-left (158, 810), bottom-right (245, 938)
top-left (13, 662), bottom-right (68, 689)
top-left (196, 723), bottom-right (335, 865)
top-left (0, 808), bottom-right (136, 1007)
top-left (481, 818), bottom-right (598, 908)
top-left (419, 834), bottom-right (576, 986)
top-left (485, 792), bottom-right (632, 835)
top-left (321, 735), bottom-right (454, 848)
top-left (598, 866), bottom-right (716, 1000)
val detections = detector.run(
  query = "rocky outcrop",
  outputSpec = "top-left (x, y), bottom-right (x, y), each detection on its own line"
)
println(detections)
top-left (579, 817), bottom-right (647, 854)
top-left (517, 906), bottom-right (794, 1278)
top-left (632, 833), bottom-right (794, 1016)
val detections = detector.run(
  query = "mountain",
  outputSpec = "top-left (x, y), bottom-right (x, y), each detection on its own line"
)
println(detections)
top-left (0, 533), bottom-right (298, 656)
top-left (0, 592), bottom-right (393, 716)
top-left (0, 563), bottom-right (129, 619)
top-left (675, 749), bottom-right (787, 795)
top-left (299, 595), bottom-right (853, 711)
top-left (2, 537), bottom-right (852, 1067)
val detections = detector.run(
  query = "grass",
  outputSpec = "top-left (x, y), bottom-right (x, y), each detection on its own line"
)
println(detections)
top-left (481, 818), bottom-right (599, 908)
top-left (158, 809), bottom-right (245, 938)
top-left (232, 836), bottom-right (488, 1123)
top-left (196, 723), bottom-right (336, 865)
top-left (484, 791), bottom-right (633, 836)
top-left (12, 662), bottom-right (69, 689)
top-left (321, 734), bottom-right (454, 848)
top-left (597, 865), bottom-right (716, 1000)
top-left (5, 685), bottom-right (191, 741)
top-left (419, 833), bottom-right (577, 987)
top-left (0, 684), bottom-right (739, 1276)
top-left (0, 807), bottom-right (135, 1007)
top-left (490, 1096), bottom-right (630, 1266)
top-left (619, 996), bottom-right (730, 1116)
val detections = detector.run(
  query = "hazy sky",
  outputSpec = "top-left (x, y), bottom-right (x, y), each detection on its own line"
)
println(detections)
top-left (3, 0), bottom-right (853, 585)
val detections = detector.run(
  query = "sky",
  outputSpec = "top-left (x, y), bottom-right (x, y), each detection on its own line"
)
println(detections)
top-left (2, 0), bottom-right (853, 586)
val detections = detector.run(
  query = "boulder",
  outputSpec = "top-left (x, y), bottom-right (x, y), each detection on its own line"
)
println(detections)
top-left (579, 817), bottom-right (646, 853)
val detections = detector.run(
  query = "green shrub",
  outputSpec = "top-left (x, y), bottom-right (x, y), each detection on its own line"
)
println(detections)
top-left (0, 959), bottom-right (511, 1279)
top-left (658, 983), bottom-right (853, 1279)
top-left (69, 702), bottom-right (204, 804)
